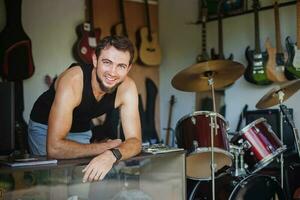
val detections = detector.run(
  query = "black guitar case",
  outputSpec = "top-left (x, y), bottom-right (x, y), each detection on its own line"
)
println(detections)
top-left (91, 78), bottom-right (159, 144)
top-left (0, 0), bottom-right (35, 81)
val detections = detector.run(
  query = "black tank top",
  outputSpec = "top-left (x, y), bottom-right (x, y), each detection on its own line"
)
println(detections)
top-left (30, 63), bottom-right (118, 132)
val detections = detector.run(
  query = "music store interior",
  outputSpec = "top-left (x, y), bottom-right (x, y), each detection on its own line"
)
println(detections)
top-left (0, 0), bottom-right (300, 199)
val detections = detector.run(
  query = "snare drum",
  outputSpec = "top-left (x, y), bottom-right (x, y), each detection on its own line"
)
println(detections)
top-left (231, 118), bottom-right (286, 174)
top-left (176, 111), bottom-right (233, 180)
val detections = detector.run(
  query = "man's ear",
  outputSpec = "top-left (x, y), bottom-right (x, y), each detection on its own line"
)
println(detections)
top-left (92, 53), bottom-right (97, 68)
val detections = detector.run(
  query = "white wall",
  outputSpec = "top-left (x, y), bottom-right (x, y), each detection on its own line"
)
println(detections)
top-left (0, 0), bottom-right (85, 122)
top-left (159, 0), bottom-right (300, 140)
top-left (0, 0), bottom-right (299, 140)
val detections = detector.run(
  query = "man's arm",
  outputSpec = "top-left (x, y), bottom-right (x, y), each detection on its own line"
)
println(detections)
top-left (47, 67), bottom-right (121, 159)
top-left (82, 77), bottom-right (142, 182)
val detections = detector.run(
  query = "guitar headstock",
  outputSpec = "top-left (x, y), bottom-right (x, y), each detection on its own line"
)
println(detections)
top-left (199, 0), bottom-right (208, 23)
top-left (252, 0), bottom-right (261, 10)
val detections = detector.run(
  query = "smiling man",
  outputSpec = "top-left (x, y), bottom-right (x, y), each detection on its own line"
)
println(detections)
top-left (28, 35), bottom-right (142, 181)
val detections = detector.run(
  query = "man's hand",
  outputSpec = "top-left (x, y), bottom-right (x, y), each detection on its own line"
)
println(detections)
top-left (82, 150), bottom-right (116, 182)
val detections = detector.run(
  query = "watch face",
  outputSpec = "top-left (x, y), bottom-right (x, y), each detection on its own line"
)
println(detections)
top-left (111, 148), bottom-right (122, 160)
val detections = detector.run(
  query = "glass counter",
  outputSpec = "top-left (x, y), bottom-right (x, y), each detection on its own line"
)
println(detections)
top-left (0, 151), bottom-right (186, 200)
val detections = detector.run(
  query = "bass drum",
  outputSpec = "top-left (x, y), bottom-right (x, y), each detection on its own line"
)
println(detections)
top-left (189, 174), bottom-right (285, 200)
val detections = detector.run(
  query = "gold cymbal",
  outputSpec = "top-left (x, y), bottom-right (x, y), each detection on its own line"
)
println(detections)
top-left (256, 79), bottom-right (300, 109)
top-left (171, 60), bottom-right (245, 92)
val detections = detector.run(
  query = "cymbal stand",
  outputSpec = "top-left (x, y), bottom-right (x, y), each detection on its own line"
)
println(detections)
top-left (276, 90), bottom-right (285, 188)
top-left (207, 72), bottom-right (217, 200)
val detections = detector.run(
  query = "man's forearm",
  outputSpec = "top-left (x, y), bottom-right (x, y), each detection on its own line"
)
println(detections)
top-left (115, 137), bottom-right (142, 160)
top-left (47, 139), bottom-right (121, 159)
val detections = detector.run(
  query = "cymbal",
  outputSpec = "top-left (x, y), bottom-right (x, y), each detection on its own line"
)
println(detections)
top-left (256, 79), bottom-right (300, 109)
top-left (171, 60), bottom-right (245, 92)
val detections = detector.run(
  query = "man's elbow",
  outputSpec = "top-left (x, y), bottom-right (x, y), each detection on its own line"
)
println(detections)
top-left (47, 141), bottom-right (61, 158)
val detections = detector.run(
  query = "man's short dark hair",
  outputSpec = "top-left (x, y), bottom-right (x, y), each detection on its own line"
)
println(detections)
top-left (95, 35), bottom-right (135, 65)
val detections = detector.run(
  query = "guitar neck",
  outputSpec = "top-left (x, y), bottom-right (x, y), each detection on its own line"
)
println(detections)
top-left (254, 4), bottom-right (261, 54)
top-left (87, 0), bottom-right (95, 33)
top-left (144, 0), bottom-right (153, 41)
top-left (274, 1), bottom-right (283, 53)
top-left (218, 13), bottom-right (224, 58)
top-left (118, 0), bottom-right (128, 36)
top-left (201, 20), bottom-right (207, 55)
top-left (297, 0), bottom-right (300, 48)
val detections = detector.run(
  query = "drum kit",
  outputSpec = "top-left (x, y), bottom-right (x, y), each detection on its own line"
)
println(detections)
top-left (171, 60), bottom-right (300, 200)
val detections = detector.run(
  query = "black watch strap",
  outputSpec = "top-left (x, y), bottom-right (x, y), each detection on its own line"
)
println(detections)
top-left (110, 148), bottom-right (122, 161)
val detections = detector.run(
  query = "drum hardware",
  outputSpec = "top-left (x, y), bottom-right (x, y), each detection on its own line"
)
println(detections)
top-left (256, 79), bottom-right (300, 189)
top-left (230, 144), bottom-right (247, 177)
top-left (172, 60), bottom-right (245, 200)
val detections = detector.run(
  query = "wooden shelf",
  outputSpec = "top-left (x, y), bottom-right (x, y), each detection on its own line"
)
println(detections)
top-left (197, 0), bottom-right (296, 24)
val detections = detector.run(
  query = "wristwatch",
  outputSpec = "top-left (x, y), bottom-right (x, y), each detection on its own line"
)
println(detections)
top-left (110, 148), bottom-right (122, 161)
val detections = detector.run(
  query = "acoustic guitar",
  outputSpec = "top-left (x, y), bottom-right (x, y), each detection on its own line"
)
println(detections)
top-left (265, 0), bottom-right (287, 83)
top-left (244, 0), bottom-right (272, 85)
top-left (73, 0), bottom-right (101, 65)
top-left (0, 0), bottom-right (35, 81)
top-left (138, 0), bottom-right (161, 66)
top-left (196, 0), bottom-right (210, 62)
top-left (112, 0), bottom-right (138, 63)
top-left (285, 0), bottom-right (300, 79)
top-left (211, 0), bottom-right (234, 60)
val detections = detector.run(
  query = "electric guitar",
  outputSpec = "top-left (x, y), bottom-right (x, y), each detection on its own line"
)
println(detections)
top-left (285, 0), bottom-right (300, 79)
top-left (196, 0), bottom-right (209, 62)
top-left (211, 0), bottom-right (234, 60)
top-left (265, 0), bottom-right (287, 83)
top-left (112, 0), bottom-right (138, 63)
top-left (138, 0), bottom-right (161, 66)
top-left (244, 0), bottom-right (272, 85)
top-left (0, 0), bottom-right (35, 81)
top-left (73, 0), bottom-right (101, 65)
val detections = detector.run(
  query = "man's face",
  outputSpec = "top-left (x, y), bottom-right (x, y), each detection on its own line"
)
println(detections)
top-left (93, 46), bottom-right (131, 93)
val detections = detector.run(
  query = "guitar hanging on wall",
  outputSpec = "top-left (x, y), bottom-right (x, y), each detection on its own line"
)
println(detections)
top-left (285, 0), bottom-right (300, 79)
top-left (196, 0), bottom-right (210, 63)
top-left (138, 0), bottom-right (161, 66)
top-left (211, 0), bottom-right (234, 61)
top-left (73, 0), bottom-right (101, 65)
top-left (112, 0), bottom-right (138, 63)
top-left (244, 0), bottom-right (272, 85)
top-left (265, 0), bottom-right (287, 83)
top-left (0, 0), bottom-right (35, 81)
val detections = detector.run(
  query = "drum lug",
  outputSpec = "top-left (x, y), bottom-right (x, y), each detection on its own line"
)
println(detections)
top-left (242, 140), bottom-right (252, 151)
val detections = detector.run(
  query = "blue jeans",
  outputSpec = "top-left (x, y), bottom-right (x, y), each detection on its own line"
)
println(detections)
top-left (28, 119), bottom-right (92, 156)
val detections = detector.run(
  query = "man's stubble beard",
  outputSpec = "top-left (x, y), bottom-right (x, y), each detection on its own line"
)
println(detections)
top-left (96, 72), bottom-right (121, 94)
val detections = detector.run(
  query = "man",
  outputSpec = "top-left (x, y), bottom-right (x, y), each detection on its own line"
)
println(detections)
top-left (28, 35), bottom-right (142, 182)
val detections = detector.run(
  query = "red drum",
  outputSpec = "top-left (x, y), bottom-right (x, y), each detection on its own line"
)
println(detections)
top-left (176, 111), bottom-right (233, 180)
top-left (189, 174), bottom-right (285, 200)
top-left (231, 118), bottom-right (286, 174)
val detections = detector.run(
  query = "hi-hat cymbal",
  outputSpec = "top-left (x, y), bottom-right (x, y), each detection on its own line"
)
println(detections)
top-left (256, 79), bottom-right (300, 109)
top-left (171, 60), bottom-right (245, 92)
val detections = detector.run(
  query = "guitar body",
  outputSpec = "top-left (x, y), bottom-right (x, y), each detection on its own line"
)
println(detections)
top-left (112, 23), bottom-right (138, 63)
top-left (265, 38), bottom-right (287, 82)
top-left (73, 22), bottom-right (101, 65)
top-left (245, 46), bottom-right (272, 85)
top-left (0, 0), bottom-right (35, 81)
top-left (285, 36), bottom-right (300, 79)
top-left (138, 27), bottom-right (161, 66)
top-left (210, 48), bottom-right (234, 60)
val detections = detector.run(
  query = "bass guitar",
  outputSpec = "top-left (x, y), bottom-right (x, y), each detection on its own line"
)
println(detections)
top-left (285, 0), bottom-right (300, 79)
top-left (138, 0), bottom-right (161, 66)
top-left (112, 0), bottom-right (138, 63)
top-left (265, 0), bottom-right (287, 83)
top-left (0, 0), bottom-right (35, 81)
top-left (165, 95), bottom-right (176, 146)
top-left (211, 0), bottom-right (234, 60)
top-left (244, 0), bottom-right (272, 85)
top-left (73, 0), bottom-right (101, 65)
